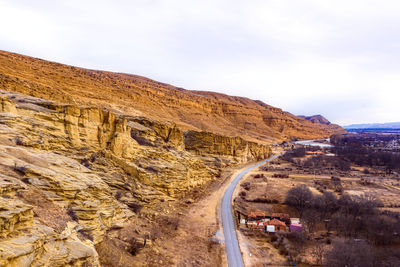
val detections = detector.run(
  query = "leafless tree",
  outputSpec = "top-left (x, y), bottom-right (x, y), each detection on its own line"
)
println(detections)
top-left (302, 209), bottom-right (319, 234)
top-left (311, 242), bottom-right (325, 265)
top-left (285, 185), bottom-right (313, 217)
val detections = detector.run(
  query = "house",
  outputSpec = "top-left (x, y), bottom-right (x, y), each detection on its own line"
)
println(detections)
top-left (290, 218), bottom-right (300, 224)
top-left (266, 218), bottom-right (287, 232)
top-left (245, 211), bottom-right (270, 232)
top-left (248, 211), bottom-right (268, 221)
top-left (290, 223), bottom-right (302, 232)
top-left (271, 213), bottom-right (290, 224)
top-left (247, 221), bottom-right (265, 232)
top-left (247, 221), bottom-right (257, 229)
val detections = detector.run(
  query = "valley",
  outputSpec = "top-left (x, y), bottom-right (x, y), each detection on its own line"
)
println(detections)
top-left (1, 1), bottom-right (398, 266)
top-left (1, 50), bottom-right (377, 267)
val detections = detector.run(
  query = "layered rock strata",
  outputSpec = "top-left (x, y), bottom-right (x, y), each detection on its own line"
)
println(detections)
top-left (0, 89), bottom-right (271, 266)
top-left (0, 50), bottom-right (345, 144)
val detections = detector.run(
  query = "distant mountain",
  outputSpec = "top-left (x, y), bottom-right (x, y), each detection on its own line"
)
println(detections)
top-left (344, 122), bottom-right (400, 130)
top-left (298, 115), bottom-right (331, 125)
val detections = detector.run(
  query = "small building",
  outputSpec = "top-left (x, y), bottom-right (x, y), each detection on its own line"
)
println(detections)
top-left (271, 213), bottom-right (290, 224)
top-left (248, 211), bottom-right (268, 221)
top-left (247, 221), bottom-right (264, 232)
top-left (290, 218), bottom-right (300, 224)
top-left (266, 225), bottom-right (275, 233)
top-left (260, 218), bottom-right (271, 223)
top-left (239, 219), bottom-right (247, 230)
top-left (290, 223), bottom-right (302, 232)
top-left (266, 218), bottom-right (287, 232)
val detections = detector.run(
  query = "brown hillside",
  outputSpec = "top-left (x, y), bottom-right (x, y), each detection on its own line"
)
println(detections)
top-left (0, 50), bottom-right (344, 143)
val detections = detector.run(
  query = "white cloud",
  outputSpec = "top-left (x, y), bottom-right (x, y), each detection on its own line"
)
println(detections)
top-left (0, 0), bottom-right (399, 125)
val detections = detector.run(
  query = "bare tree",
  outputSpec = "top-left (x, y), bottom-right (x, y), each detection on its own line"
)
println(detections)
top-left (285, 185), bottom-right (313, 217)
top-left (302, 209), bottom-right (320, 234)
top-left (311, 242), bottom-right (325, 265)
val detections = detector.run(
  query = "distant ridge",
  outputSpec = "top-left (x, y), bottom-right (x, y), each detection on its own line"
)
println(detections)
top-left (344, 122), bottom-right (400, 130)
top-left (298, 115), bottom-right (331, 125)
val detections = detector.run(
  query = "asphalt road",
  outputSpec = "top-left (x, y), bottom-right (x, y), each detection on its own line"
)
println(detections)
top-left (221, 154), bottom-right (281, 267)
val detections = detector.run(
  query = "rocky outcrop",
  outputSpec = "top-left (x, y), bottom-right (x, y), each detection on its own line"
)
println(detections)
top-left (184, 131), bottom-right (270, 162)
top-left (128, 117), bottom-right (185, 150)
top-left (0, 174), bottom-right (100, 266)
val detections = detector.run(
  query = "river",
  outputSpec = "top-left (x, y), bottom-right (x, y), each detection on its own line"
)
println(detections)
top-left (294, 138), bottom-right (333, 148)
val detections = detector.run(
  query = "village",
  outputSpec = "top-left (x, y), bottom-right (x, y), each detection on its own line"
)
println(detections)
top-left (237, 210), bottom-right (302, 234)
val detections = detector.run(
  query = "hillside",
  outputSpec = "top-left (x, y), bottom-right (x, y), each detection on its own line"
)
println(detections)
top-left (298, 114), bottom-right (331, 125)
top-left (0, 50), bottom-right (344, 143)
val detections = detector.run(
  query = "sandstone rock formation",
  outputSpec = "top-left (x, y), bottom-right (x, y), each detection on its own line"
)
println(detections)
top-left (0, 50), bottom-right (344, 145)
top-left (0, 89), bottom-right (271, 266)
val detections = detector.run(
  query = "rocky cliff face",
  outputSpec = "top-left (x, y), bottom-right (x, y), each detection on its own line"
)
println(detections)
top-left (0, 90), bottom-right (271, 266)
top-left (0, 50), bottom-right (344, 144)
top-left (184, 131), bottom-right (270, 162)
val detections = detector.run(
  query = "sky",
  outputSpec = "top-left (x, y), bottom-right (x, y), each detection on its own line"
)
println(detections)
top-left (0, 0), bottom-right (399, 125)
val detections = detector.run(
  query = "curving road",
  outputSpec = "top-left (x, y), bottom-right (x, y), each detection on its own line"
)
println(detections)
top-left (221, 154), bottom-right (281, 267)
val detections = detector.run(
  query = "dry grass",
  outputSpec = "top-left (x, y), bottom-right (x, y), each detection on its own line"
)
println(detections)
top-left (96, 237), bottom-right (138, 267)
top-left (17, 187), bottom-right (71, 233)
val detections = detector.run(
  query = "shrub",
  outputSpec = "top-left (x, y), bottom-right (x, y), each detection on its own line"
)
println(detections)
top-left (78, 228), bottom-right (94, 241)
top-left (241, 182), bottom-right (251, 191)
top-left (270, 234), bottom-right (278, 242)
top-left (127, 202), bottom-right (143, 213)
top-left (67, 207), bottom-right (78, 221)
top-left (14, 162), bottom-right (28, 175)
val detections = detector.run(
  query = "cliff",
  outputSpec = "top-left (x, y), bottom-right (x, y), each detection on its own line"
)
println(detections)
top-left (0, 90), bottom-right (271, 266)
top-left (184, 131), bottom-right (270, 161)
top-left (0, 50), bottom-right (344, 144)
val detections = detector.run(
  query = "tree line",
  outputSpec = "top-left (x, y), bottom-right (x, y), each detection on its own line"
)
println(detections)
top-left (331, 133), bottom-right (400, 172)
top-left (285, 185), bottom-right (400, 266)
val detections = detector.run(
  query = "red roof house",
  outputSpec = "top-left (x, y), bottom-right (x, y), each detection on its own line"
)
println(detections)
top-left (266, 219), bottom-right (287, 231)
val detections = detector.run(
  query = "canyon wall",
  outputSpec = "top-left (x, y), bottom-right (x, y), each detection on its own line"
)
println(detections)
top-left (0, 90), bottom-right (270, 266)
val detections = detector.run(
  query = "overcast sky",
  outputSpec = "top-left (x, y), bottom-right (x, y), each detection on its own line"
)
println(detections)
top-left (1, 0), bottom-right (399, 125)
